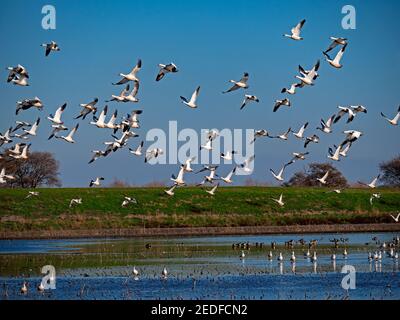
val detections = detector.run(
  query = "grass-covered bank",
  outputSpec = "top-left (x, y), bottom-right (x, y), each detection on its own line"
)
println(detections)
top-left (0, 187), bottom-right (399, 235)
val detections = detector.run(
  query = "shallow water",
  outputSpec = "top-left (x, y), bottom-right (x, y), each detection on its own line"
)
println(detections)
top-left (0, 232), bottom-right (399, 300)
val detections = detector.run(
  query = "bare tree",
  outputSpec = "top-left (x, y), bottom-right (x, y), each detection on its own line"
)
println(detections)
top-left (380, 155), bottom-right (400, 187)
top-left (0, 151), bottom-right (61, 188)
top-left (286, 162), bottom-right (348, 188)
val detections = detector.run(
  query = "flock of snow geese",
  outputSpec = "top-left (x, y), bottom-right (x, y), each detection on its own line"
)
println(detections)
top-left (0, 19), bottom-right (399, 216)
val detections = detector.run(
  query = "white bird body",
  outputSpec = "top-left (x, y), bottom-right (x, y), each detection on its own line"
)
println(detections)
top-left (162, 267), bottom-right (168, 278)
top-left (69, 198), bottom-right (82, 208)
top-left (12, 74), bottom-right (29, 86)
top-left (323, 44), bottom-right (347, 68)
top-left (145, 148), bottom-right (163, 163)
top-left (26, 191), bottom-right (39, 199)
top-left (181, 86), bottom-right (200, 108)
top-left (223, 73), bottom-right (249, 93)
top-left (296, 60), bottom-right (320, 86)
top-left (318, 115), bottom-right (335, 134)
top-left (156, 63), bottom-right (178, 81)
top-left (206, 183), bottom-right (219, 196)
top-left (9, 144), bottom-right (30, 160)
top-left (272, 194), bottom-right (284, 207)
top-left (41, 41), bottom-right (60, 56)
top-left (239, 155), bottom-right (255, 173)
top-left (220, 150), bottom-right (236, 161)
top-left (328, 145), bottom-right (342, 161)
top-left (183, 157), bottom-right (196, 172)
top-left (317, 170), bottom-right (329, 184)
top-left (200, 139), bottom-right (213, 151)
top-left (290, 251), bottom-right (296, 262)
top-left (47, 103), bottom-right (66, 125)
top-left (221, 167), bottom-right (236, 184)
top-left (240, 94), bottom-right (259, 110)
top-left (277, 252), bottom-right (284, 261)
top-left (57, 124), bottom-right (79, 143)
top-left (381, 106), bottom-right (400, 125)
top-left (171, 165), bottom-right (186, 186)
top-left (292, 122), bottom-right (308, 139)
top-left (90, 177), bottom-right (104, 187)
top-left (284, 19), bottom-right (306, 40)
top-left (390, 213), bottom-right (400, 222)
top-left (22, 118), bottom-right (40, 137)
top-left (164, 185), bottom-right (177, 196)
top-left (270, 164), bottom-right (287, 182)
top-left (129, 141), bottom-right (144, 156)
top-left (113, 59), bottom-right (142, 85)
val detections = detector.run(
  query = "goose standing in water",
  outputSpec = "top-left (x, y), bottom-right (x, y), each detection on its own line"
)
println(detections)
top-left (240, 94), bottom-right (259, 110)
top-left (156, 63), bottom-right (178, 81)
top-left (164, 184), bottom-right (177, 196)
top-left (381, 106), bottom-right (400, 126)
top-left (268, 251), bottom-right (273, 260)
top-left (37, 282), bottom-right (45, 292)
top-left (48, 103), bottom-right (67, 125)
top-left (113, 59), bottom-right (142, 85)
top-left (283, 19), bottom-right (306, 40)
top-left (180, 86), bottom-right (200, 108)
top-left (304, 249), bottom-right (311, 258)
top-left (162, 267), bottom-right (168, 279)
top-left (343, 249), bottom-right (348, 258)
top-left (277, 252), bottom-right (284, 262)
top-left (290, 251), bottom-right (296, 263)
top-left (317, 170), bottom-right (329, 185)
top-left (89, 177), bottom-right (104, 187)
top-left (41, 41), bottom-right (60, 56)
top-left (222, 72), bottom-right (249, 93)
top-left (133, 266), bottom-right (139, 279)
top-left (331, 253), bottom-right (336, 261)
top-left (55, 123), bottom-right (79, 143)
top-left (21, 282), bottom-right (28, 294)
top-left (323, 43), bottom-right (348, 68)
top-left (272, 194), bottom-right (285, 207)
top-left (311, 252), bottom-right (317, 262)
top-left (240, 250), bottom-right (246, 260)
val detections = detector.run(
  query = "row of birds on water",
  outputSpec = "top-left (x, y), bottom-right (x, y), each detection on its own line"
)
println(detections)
top-left (0, 21), bottom-right (399, 203)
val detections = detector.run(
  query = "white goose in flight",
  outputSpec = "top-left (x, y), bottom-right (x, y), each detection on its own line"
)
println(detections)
top-left (7, 143), bottom-right (25, 156)
top-left (222, 72), bottom-right (249, 93)
top-left (164, 184), bottom-right (177, 196)
top-left (271, 127), bottom-right (291, 141)
top-left (124, 81), bottom-right (140, 103)
top-left (362, 175), bottom-right (380, 188)
top-left (334, 106), bottom-right (356, 124)
top-left (56, 123), bottom-right (79, 143)
top-left (16, 97), bottom-right (43, 115)
top-left (156, 63), bottom-right (178, 81)
top-left (272, 194), bottom-right (284, 207)
top-left (145, 148), bottom-right (163, 163)
top-left (251, 129), bottom-right (269, 144)
top-left (75, 98), bottom-right (99, 120)
top-left (317, 114), bottom-right (335, 134)
top-left (381, 106), bottom-right (400, 126)
top-left (113, 59), bottom-right (142, 85)
top-left (220, 150), bottom-right (236, 161)
top-left (328, 145), bottom-right (342, 161)
top-left (129, 141), bottom-right (144, 156)
top-left (26, 191), bottom-right (40, 199)
top-left (91, 105), bottom-right (108, 128)
top-left (283, 19), bottom-right (306, 40)
top-left (6, 64), bottom-right (29, 83)
top-left (89, 177), bottom-right (104, 187)
top-left (121, 196), bottom-right (137, 207)
top-left (69, 198), bottom-right (82, 208)
top-left (171, 165), bottom-right (186, 186)
top-left (340, 130), bottom-right (363, 146)
top-left (304, 134), bottom-right (319, 148)
top-left (239, 155), bottom-right (255, 173)
top-left (292, 122), bottom-right (308, 139)
top-left (317, 170), bottom-right (330, 185)
top-left (105, 110), bottom-right (120, 130)
top-left (121, 110), bottom-right (143, 130)
top-left (324, 37), bottom-right (347, 54)
top-left (240, 94), bottom-right (259, 110)
top-left (270, 163), bottom-right (290, 182)
top-left (48, 103), bottom-right (66, 125)
top-left (206, 183), bottom-right (219, 196)
top-left (180, 86), bottom-right (200, 108)
top-left (334, 143), bottom-right (352, 157)
top-left (48, 124), bottom-right (68, 140)
top-left (41, 41), bottom-right (60, 56)
top-left (323, 43), bottom-right (347, 68)
top-left (296, 60), bottom-right (320, 86)
top-left (273, 98), bottom-right (291, 112)
top-left (22, 118), bottom-right (40, 138)
top-left (0, 127), bottom-right (13, 146)
top-left (291, 152), bottom-right (309, 162)
top-left (106, 84), bottom-right (131, 102)
top-left (200, 138), bottom-right (213, 151)
top-left (183, 157), bottom-right (196, 172)
top-left (88, 150), bottom-right (110, 164)
top-left (390, 213), bottom-right (400, 223)
top-left (281, 83), bottom-right (303, 95)
top-left (11, 74), bottom-right (29, 86)
top-left (9, 144), bottom-right (30, 160)
top-left (221, 167), bottom-right (236, 184)
top-left (0, 168), bottom-right (15, 184)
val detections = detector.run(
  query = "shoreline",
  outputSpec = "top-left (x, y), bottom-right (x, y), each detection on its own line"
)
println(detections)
top-left (1, 223), bottom-right (399, 240)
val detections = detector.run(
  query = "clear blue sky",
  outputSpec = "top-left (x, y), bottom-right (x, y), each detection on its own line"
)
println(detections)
top-left (0, 0), bottom-right (399, 187)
